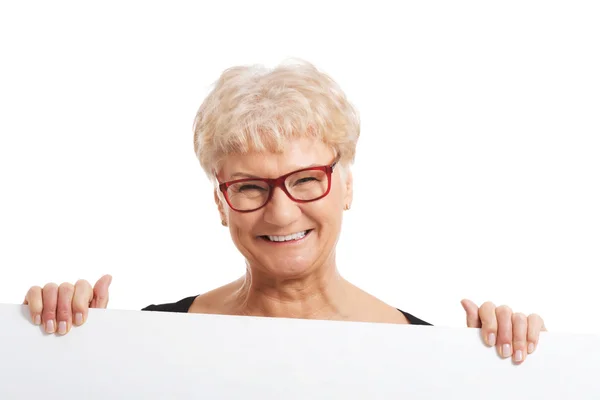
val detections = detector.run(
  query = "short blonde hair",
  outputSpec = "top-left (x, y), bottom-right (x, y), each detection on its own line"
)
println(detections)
top-left (192, 59), bottom-right (360, 180)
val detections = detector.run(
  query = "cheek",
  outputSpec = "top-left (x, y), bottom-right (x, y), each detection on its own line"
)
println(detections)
top-left (229, 214), bottom-right (261, 239)
top-left (305, 201), bottom-right (343, 227)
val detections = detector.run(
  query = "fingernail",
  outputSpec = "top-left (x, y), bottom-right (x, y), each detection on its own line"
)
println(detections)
top-left (487, 333), bottom-right (496, 346)
top-left (34, 315), bottom-right (41, 325)
top-left (514, 350), bottom-right (523, 362)
top-left (58, 321), bottom-right (67, 335)
top-left (528, 342), bottom-right (535, 353)
top-left (45, 320), bottom-right (55, 333)
top-left (502, 344), bottom-right (511, 358)
top-left (75, 313), bottom-right (83, 325)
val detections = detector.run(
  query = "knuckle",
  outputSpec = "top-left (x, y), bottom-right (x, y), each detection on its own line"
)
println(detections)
top-left (75, 279), bottom-right (92, 289)
top-left (25, 286), bottom-right (42, 305)
top-left (59, 282), bottom-right (74, 290)
top-left (95, 294), bottom-right (108, 303)
top-left (496, 317), bottom-right (513, 340)
top-left (497, 330), bottom-right (512, 342)
top-left (478, 304), bottom-right (496, 321)
top-left (43, 282), bottom-right (58, 291)
top-left (92, 294), bottom-right (109, 308)
top-left (41, 286), bottom-right (59, 307)
top-left (28, 285), bottom-right (42, 294)
top-left (479, 315), bottom-right (497, 329)
top-left (72, 297), bottom-right (89, 312)
top-left (496, 305), bottom-right (513, 317)
top-left (56, 309), bottom-right (71, 321)
top-left (528, 313), bottom-right (543, 322)
top-left (528, 331), bottom-right (541, 342)
top-left (512, 312), bottom-right (527, 324)
top-left (28, 303), bottom-right (43, 313)
top-left (58, 282), bottom-right (75, 296)
top-left (42, 309), bottom-right (56, 320)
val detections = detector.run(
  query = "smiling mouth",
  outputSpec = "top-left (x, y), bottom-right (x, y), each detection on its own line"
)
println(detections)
top-left (259, 230), bottom-right (313, 243)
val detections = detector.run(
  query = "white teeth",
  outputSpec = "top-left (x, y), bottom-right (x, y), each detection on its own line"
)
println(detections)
top-left (267, 231), bottom-right (308, 242)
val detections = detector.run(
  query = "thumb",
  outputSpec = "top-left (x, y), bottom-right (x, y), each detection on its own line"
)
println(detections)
top-left (90, 274), bottom-right (112, 309)
top-left (461, 299), bottom-right (481, 328)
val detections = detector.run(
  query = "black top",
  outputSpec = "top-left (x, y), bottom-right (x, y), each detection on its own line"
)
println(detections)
top-left (142, 295), bottom-right (433, 326)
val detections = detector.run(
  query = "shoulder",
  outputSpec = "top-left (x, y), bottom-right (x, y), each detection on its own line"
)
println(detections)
top-left (141, 295), bottom-right (198, 313)
top-left (141, 280), bottom-right (243, 314)
top-left (344, 282), bottom-right (433, 326)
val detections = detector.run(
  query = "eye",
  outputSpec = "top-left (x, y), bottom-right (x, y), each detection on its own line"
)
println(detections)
top-left (237, 184), bottom-right (267, 192)
top-left (294, 177), bottom-right (318, 185)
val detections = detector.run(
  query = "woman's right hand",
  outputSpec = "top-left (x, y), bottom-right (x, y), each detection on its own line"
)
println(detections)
top-left (23, 274), bottom-right (112, 335)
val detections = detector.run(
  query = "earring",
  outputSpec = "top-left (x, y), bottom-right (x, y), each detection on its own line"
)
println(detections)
top-left (221, 219), bottom-right (227, 226)
top-left (344, 204), bottom-right (350, 211)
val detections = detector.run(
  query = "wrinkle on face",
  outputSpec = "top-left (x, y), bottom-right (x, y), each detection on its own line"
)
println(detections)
top-left (213, 136), bottom-right (354, 318)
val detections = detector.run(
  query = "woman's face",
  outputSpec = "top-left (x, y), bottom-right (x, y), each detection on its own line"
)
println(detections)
top-left (215, 137), bottom-right (353, 279)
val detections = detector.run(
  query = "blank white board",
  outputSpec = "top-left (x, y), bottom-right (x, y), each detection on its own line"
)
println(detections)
top-left (0, 303), bottom-right (598, 399)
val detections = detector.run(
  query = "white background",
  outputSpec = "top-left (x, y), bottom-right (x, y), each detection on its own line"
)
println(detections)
top-left (0, 1), bottom-right (598, 334)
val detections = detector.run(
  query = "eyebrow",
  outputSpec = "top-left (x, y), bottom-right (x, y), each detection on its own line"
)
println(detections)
top-left (229, 163), bottom-right (322, 179)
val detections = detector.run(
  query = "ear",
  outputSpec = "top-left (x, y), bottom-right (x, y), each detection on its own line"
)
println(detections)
top-left (342, 166), bottom-right (353, 210)
top-left (214, 188), bottom-right (228, 226)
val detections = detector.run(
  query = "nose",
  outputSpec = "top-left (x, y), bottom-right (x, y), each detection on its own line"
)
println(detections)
top-left (262, 186), bottom-right (301, 227)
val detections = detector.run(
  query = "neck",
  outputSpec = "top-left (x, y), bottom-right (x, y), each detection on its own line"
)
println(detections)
top-left (231, 260), bottom-right (353, 320)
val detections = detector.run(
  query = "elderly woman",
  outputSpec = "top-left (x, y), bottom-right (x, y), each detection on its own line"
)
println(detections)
top-left (23, 59), bottom-right (545, 364)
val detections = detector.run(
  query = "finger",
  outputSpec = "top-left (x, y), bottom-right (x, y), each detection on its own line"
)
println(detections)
top-left (24, 286), bottom-right (43, 325)
top-left (72, 279), bottom-right (93, 326)
top-left (90, 274), bottom-right (112, 309)
top-left (41, 283), bottom-right (59, 334)
top-left (56, 283), bottom-right (75, 335)
top-left (460, 299), bottom-right (481, 328)
top-left (527, 313), bottom-right (545, 354)
top-left (478, 301), bottom-right (498, 347)
top-left (495, 305), bottom-right (513, 358)
top-left (511, 312), bottom-right (528, 363)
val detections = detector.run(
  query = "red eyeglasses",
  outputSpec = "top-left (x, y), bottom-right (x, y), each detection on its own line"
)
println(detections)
top-left (217, 157), bottom-right (339, 212)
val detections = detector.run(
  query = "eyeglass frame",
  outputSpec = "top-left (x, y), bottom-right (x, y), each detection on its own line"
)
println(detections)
top-left (216, 157), bottom-right (340, 213)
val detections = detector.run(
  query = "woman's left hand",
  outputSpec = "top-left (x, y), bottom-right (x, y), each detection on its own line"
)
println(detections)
top-left (461, 299), bottom-right (547, 364)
